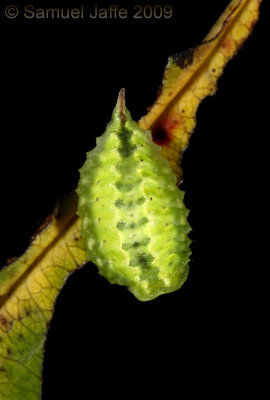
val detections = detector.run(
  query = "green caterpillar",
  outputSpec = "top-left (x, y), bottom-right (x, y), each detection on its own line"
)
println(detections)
top-left (76, 89), bottom-right (191, 301)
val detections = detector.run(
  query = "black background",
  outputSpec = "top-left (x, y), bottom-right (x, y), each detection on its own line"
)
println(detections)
top-left (0, 0), bottom-right (267, 398)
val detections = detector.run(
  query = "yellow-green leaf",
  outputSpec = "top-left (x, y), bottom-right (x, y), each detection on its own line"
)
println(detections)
top-left (139, 0), bottom-right (262, 182)
top-left (0, 193), bottom-right (86, 399)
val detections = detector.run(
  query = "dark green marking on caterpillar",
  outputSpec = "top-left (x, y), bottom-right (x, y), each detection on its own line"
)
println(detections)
top-left (76, 89), bottom-right (191, 301)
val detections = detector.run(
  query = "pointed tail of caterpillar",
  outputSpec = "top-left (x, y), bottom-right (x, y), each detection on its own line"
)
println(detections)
top-left (76, 89), bottom-right (191, 301)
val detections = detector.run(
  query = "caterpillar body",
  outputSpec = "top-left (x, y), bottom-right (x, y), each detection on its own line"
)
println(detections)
top-left (77, 89), bottom-right (191, 301)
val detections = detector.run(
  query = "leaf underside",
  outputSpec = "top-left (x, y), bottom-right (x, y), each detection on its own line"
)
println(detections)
top-left (0, 1), bottom-right (262, 399)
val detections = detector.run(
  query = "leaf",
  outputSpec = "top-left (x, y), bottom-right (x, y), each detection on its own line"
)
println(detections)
top-left (0, 0), bottom-right (262, 398)
top-left (138, 0), bottom-right (262, 182)
top-left (0, 193), bottom-right (86, 399)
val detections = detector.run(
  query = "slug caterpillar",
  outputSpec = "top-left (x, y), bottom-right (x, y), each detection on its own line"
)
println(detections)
top-left (77, 89), bottom-right (191, 301)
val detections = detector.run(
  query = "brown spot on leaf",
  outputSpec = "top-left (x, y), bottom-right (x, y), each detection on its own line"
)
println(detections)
top-left (152, 126), bottom-right (170, 146)
top-left (0, 314), bottom-right (13, 332)
top-left (7, 348), bottom-right (12, 356)
top-left (221, 37), bottom-right (234, 54)
top-left (7, 256), bottom-right (17, 265)
top-left (152, 114), bottom-right (182, 146)
top-left (172, 48), bottom-right (195, 69)
top-left (0, 315), bottom-right (8, 326)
